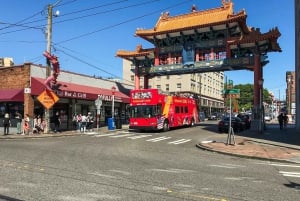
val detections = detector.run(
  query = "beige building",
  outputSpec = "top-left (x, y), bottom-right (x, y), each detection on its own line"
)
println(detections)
top-left (122, 59), bottom-right (225, 116)
top-left (0, 57), bottom-right (14, 67)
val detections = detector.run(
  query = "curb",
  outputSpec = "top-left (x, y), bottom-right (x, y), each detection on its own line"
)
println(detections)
top-left (195, 143), bottom-right (299, 164)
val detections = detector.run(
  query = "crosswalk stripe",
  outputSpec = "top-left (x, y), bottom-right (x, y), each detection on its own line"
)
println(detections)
top-left (168, 139), bottom-right (191, 144)
top-left (146, 136), bottom-right (171, 142)
top-left (94, 133), bottom-right (119, 137)
top-left (127, 135), bottom-right (152, 139)
top-left (279, 171), bottom-right (300, 178)
top-left (109, 134), bottom-right (135, 138)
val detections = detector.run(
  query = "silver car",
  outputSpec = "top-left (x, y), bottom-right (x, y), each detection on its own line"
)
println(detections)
top-left (264, 114), bottom-right (272, 121)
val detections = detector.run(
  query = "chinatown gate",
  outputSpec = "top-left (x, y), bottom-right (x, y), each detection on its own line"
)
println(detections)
top-left (117, 0), bottom-right (281, 133)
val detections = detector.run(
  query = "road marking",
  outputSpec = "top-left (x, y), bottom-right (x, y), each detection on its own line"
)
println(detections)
top-left (146, 136), bottom-right (171, 142)
top-left (94, 133), bottom-right (119, 137)
top-left (208, 164), bottom-right (239, 169)
top-left (127, 135), bottom-right (152, 139)
top-left (109, 134), bottom-right (135, 138)
top-left (168, 139), bottom-right (191, 144)
top-left (279, 171), bottom-right (300, 178)
top-left (256, 162), bottom-right (300, 168)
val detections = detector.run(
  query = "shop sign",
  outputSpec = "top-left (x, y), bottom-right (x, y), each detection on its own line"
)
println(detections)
top-left (56, 90), bottom-right (87, 99)
top-left (37, 89), bottom-right (59, 109)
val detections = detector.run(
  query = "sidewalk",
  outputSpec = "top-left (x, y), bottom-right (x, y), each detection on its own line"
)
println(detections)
top-left (0, 125), bottom-right (129, 139)
top-left (197, 123), bottom-right (300, 164)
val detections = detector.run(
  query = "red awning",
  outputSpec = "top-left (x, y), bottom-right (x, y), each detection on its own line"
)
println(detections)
top-left (31, 77), bottom-right (130, 103)
top-left (0, 89), bottom-right (24, 102)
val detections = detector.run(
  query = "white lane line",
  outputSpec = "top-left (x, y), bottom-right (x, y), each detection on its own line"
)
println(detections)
top-left (110, 134), bottom-right (135, 138)
top-left (208, 164), bottom-right (239, 169)
top-left (168, 139), bottom-right (191, 144)
top-left (94, 133), bottom-right (119, 137)
top-left (127, 135), bottom-right (152, 139)
top-left (146, 136), bottom-right (171, 142)
top-left (279, 171), bottom-right (300, 178)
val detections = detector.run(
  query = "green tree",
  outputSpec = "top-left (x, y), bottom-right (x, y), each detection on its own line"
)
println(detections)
top-left (231, 84), bottom-right (272, 112)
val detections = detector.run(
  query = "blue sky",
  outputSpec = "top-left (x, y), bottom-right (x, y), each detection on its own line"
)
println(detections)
top-left (0, 0), bottom-right (295, 100)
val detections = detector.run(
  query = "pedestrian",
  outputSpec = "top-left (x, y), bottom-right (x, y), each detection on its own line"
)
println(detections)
top-left (3, 113), bottom-right (11, 135)
top-left (76, 113), bottom-right (82, 132)
top-left (15, 111), bottom-right (22, 134)
top-left (283, 113), bottom-right (289, 129)
top-left (87, 112), bottom-right (94, 131)
top-left (277, 113), bottom-right (284, 130)
top-left (23, 114), bottom-right (30, 135)
top-left (72, 114), bottom-right (77, 131)
top-left (81, 114), bottom-right (87, 133)
top-left (53, 111), bottom-right (61, 133)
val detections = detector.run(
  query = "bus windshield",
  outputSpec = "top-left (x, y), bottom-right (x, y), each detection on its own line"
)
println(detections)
top-left (129, 105), bottom-right (161, 118)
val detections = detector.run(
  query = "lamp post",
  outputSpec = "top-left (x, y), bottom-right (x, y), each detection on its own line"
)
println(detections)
top-left (258, 79), bottom-right (264, 133)
top-left (111, 86), bottom-right (116, 128)
top-left (95, 95), bottom-right (102, 131)
top-left (287, 77), bottom-right (291, 115)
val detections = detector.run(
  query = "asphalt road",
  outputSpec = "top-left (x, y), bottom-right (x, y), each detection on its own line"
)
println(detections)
top-left (0, 122), bottom-right (299, 201)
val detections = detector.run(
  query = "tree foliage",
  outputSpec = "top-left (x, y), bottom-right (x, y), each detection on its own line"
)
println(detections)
top-left (232, 84), bottom-right (272, 111)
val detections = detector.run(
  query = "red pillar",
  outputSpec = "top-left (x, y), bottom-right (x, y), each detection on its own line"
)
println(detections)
top-left (134, 64), bottom-right (140, 90)
top-left (253, 54), bottom-right (262, 107)
top-left (154, 48), bottom-right (160, 66)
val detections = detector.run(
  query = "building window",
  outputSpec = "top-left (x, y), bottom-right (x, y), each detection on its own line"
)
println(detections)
top-left (157, 85), bottom-right (161, 89)
top-left (156, 76), bottom-right (161, 80)
top-left (166, 75), bottom-right (170, 79)
top-left (177, 83), bottom-right (181, 90)
top-left (166, 84), bottom-right (169, 91)
top-left (130, 75), bottom-right (134, 81)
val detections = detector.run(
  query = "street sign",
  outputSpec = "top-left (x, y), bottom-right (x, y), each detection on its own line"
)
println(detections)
top-left (222, 88), bottom-right (240, 98)
top-left (95, 97), bottom-right (103, 110)
top-left (37, 89), bottom-right (59, 109)
top-left (222, 89), bottom-right (240, 94)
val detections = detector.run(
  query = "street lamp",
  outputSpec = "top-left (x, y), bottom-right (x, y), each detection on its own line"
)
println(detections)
top-left (258, 79), bottom-right (264, 133)
top-left (287, 77), bottom-right (291, 115)
top-left (111, 86), bottom-right (116, 121)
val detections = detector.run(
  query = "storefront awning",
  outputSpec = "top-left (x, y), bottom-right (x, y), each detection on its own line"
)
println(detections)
top-left (0, 89), bottom-right (24, 102)
top-left (31, 77), bottom-right (130, 103)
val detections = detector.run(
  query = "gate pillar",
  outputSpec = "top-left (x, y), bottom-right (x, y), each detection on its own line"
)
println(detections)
top-left (134, 64), bottom-right (140, 90)
top-left (251, 54), bottom-right (264, 133)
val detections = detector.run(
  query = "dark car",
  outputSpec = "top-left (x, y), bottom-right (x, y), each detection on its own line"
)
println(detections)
top-left (218, 116), bottom-right (246, 133)
top-left (199, 112), bottom-right (206, 122)
top-left (237, 114), bottom-right (251, 129)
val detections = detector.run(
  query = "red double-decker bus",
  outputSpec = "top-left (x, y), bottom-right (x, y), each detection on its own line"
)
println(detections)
top-left (129, 89), bottom-right (199, 131)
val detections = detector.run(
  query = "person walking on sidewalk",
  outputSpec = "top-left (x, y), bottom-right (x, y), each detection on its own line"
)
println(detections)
top-left (277, 113), bottom-right (284, 130)
top-left (23, 114), bottom-right (30, 135)
top-left (81, 114), bottom-right (87, 133)
top-left (53, 112), bottom-right (61, 133)
top-left (3, 113), bottom-right (11, 135)
top-left (15, 111), bottom-right (22, 134)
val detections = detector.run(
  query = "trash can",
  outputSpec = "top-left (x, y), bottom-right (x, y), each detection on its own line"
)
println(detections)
top-left (108, 117), bottom-right (115, 130)
top-left (115, 117), bottom-right (122, 129)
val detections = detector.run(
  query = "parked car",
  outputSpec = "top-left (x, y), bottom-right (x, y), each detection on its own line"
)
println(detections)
top-left (199, 112), bottom-right (206, 122)
top-left (218, 116), bottom-right (246, 133)
top-left (208, 112), bottom-right (221, 120)
top-left (264, 113), bottom-right (272, 121)
top-left (237, 113), bottom-right (251, 129)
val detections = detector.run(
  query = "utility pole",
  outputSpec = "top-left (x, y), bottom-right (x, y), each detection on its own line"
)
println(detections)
top-left (44, 4), bottom-right (53, 134)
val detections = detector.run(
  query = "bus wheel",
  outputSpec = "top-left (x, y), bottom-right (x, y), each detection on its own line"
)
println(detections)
top-left (163, 121), bottom-right (169, 132)
top-left (190, 118), bottom-right (195, 127)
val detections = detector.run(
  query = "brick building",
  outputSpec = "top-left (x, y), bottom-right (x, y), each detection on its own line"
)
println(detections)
top-left (0, 63), bottom-right (132, 130)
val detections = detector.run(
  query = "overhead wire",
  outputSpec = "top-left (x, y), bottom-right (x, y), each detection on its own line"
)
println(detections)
top-left (57, 0), bottom-right (190, 44)
top-left (54, 44), bottom-right (134, 84)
